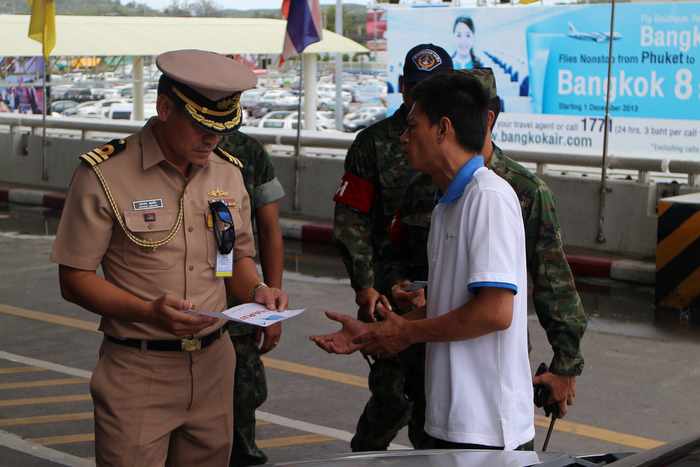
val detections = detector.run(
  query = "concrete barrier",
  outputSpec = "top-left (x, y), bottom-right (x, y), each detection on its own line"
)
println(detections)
top-left (2, 132), bottom-right (700, 258)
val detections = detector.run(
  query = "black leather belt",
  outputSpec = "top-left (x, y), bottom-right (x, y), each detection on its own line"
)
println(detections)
top-left (106, 327), bottom-right (225, 352)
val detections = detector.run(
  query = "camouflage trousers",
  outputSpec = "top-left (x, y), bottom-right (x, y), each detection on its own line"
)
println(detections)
top-left (351, 343), bottom-right (429, 451)
top-left (230, 332), bottom-right (268, 466)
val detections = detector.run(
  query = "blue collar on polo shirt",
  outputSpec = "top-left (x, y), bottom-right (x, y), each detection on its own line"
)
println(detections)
top-left (438, 155), bottom-right (485, 204)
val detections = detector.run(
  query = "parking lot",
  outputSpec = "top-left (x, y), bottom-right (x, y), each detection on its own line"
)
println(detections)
top-left (1, 205), bottom-right (700, 465)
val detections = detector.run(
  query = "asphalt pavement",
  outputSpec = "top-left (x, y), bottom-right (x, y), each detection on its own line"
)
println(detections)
top-left (0, 204), bottom-right (699, 466)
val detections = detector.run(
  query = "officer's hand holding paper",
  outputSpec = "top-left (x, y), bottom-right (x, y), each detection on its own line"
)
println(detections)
top-left (192, 303), bottom-right (304, 328)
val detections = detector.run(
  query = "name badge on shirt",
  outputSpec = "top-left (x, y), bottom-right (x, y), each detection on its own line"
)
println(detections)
top-left (132, 199), bottom-right (164, 211)
top-left (216, 251), bottom-right (233, 278)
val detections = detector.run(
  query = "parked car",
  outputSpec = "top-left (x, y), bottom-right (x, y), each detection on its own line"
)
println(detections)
top-left (108, 102), bottom-right (157, 120)
top-left (257, 110), bottom-right (336, 131)
top-left (114, 85), bottom-right (132, 99)
top-left (270, 433), bottom-right (700, 466)
top-left (50, 100), bottom-right (79, 115)
top-left (258, 110), bottom-right (294, 129)
top-left (240, 89), bottom-right (266, 109)
top-left (343, 106), bottom-right (386, 132)
top-left (70, 98), bottom-right (129, 119)
top-left (317, 84), bottom-right (353, 104)
top-left (62, 88), bottom-right (94, 103)
top-left (352, 80), bottom-right (387, 103)
top-left (317, 96), bottom-right (350, 112)
top-left (270, 449), bottom-right (630, 467)
top-left (50, 84), bottom-right (73, 100)
top-left (286, 111), bottom-right (336, 131)
top-left (108, 102), bottom-right (133, 120)
top-left (62, 100), bottom-right (104, 118)
top-left (259, 90), bottom-right (298, 110)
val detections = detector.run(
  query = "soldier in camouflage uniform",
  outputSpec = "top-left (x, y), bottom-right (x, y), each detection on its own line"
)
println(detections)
top-left (333, 44), bottom-right (455, 452)
top-left (219, 129), bottom-right (286, 466)
top-left (386, 68), bottom-right (587, 448)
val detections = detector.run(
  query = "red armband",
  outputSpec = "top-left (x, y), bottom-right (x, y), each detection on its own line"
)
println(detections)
top-left (333, 172), bottom-right (376, 214)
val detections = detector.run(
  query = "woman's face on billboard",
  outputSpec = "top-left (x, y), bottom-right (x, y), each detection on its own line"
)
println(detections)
top-left (454, 22), bottom-right (474, 56)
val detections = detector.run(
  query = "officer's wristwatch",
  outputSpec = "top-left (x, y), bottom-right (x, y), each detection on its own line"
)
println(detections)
top-left (250, 281), bottom-right (269, 301)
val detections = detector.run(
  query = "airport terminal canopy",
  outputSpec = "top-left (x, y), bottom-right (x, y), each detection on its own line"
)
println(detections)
top-left (0, 15), bottom-right (368, 57)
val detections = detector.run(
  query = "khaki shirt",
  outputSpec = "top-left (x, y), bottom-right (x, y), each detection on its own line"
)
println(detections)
top-left (50, 121), bottom-right (255, 339)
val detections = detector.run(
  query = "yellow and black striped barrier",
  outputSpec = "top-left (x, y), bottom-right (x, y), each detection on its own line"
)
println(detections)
top-left (656, 193), bottom-right (700, 314)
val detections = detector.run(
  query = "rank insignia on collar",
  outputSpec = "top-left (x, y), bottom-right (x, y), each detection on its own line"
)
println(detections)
top-left (208, 188), bottom-right (229, 198)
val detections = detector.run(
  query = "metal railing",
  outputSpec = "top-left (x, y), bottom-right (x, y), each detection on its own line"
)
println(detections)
top-left (1, 113), bottom-right (699, 186)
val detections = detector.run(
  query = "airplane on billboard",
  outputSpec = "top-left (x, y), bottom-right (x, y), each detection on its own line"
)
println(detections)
top-left (567, 22), bottom-right (622, 42)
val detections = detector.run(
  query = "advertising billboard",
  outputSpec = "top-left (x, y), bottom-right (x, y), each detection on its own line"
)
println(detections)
top-left (386, 3), bottom-right (700, 159)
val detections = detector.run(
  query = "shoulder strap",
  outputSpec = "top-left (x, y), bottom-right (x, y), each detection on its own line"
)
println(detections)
top-left (79, 138), bottom-right (127, 167)
top-left (213, 146), bottom-right (244, 170)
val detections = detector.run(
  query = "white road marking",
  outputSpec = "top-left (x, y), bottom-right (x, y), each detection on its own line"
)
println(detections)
top-left (0, 428), bottom-right (94, 467)
top-left (257, 411), bottom-right (409, 451)
top-left (0, 352), bottom-right (91, 379)
top-left (0, 350), bottom-right (410, 463)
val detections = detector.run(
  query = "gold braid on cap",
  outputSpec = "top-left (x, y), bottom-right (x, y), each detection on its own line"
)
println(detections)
top-left (171, 86), bottom-right (242, 132)
top-left (171, 86), bottom-right (239, 117)
top-left (185, 106), bottom-right (241, 132)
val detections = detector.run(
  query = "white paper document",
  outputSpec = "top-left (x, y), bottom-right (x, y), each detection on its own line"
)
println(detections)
top-left (193, 303), bottom-right (305, 327)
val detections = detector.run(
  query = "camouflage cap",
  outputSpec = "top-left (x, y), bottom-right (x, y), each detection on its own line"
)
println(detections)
top-left (460, 67), bottom-right (497, 100)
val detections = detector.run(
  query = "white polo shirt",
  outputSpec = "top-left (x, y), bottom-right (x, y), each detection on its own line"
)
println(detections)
top-left (424, 155), bottom-right (534, 449)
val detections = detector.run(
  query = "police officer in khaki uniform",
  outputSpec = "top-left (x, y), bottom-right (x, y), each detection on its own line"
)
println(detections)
top-left (50, 49), bottom-right (288, 467)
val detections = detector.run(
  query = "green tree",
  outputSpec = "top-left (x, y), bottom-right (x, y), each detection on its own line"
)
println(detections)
top-left (191, 0), bottom-right (221, 17)
top-left (163, 0), bottom-right (191, 16)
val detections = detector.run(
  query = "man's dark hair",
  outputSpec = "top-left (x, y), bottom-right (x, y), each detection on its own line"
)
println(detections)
top-left (157, 74), bottom-right (171, 98)
top-left (489, 97), bottom-right (501, 128)
top-left (411, 71), bottom-right (489, 153)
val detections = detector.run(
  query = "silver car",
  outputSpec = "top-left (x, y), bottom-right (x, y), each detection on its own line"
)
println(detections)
top-left (269, 433), bottom-right (700, 466)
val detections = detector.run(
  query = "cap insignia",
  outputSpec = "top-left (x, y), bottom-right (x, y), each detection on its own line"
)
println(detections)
top-left (412, 49), bottom-right (442, 72)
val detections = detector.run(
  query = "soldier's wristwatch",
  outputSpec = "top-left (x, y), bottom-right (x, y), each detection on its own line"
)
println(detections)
top-left (250, 281), bottom-right (269, 301)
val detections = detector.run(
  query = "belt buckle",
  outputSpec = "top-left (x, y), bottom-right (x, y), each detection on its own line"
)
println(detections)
top-left (181, 337), bottom-right (202, 352)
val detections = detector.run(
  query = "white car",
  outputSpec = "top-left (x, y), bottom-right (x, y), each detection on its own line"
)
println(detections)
top-left (108, 102), bottom-right (157, 121)
top-left (259, 90), bottom-right (298, 110)
top-left (258, 110), bottom-right (336, 131)
top-left (317, 84), bottom-right (353, 104)
top-left (258, 110), bottom-right (294, 129)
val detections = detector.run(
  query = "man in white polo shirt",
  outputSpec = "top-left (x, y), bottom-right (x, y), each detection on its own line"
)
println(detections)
top-left (312, 71), bottom-right (534, 450)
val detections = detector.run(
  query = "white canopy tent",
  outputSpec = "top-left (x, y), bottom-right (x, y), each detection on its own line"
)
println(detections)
top-left (0, 15), bottom-right (367, 56)
top-left (0, 15), bottom-right (368, 126)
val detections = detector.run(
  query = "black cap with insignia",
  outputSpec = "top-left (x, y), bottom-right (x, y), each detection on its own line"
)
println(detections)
top-left (156, 49), bottom-right (257, 135)
top-left (403, 44), bottom-right (454, 85)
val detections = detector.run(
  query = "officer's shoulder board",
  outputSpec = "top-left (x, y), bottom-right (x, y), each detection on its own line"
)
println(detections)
top-left (79, 139), bottom-right (127, 167)
top-left (214, 146), bottom-right (244, 170)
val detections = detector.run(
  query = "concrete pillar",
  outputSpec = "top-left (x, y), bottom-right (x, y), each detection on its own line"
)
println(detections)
top-left (132, 56), bottom-right (144, 121)
top-left (303, 54), bottom-right (317, 131)
top-left (335, 0), bottom-right (344, 131)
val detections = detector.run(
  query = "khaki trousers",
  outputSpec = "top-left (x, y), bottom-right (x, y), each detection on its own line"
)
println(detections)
top-left (90, 333), bottom-right (236, 467)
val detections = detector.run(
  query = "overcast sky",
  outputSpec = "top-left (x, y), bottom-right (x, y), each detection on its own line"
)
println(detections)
top-left (140, 0), bottom-right (369, 10)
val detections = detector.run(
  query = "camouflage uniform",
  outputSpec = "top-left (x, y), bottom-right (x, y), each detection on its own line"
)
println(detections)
top-left (334, 105), bottom-right (414, 294)
top-left (333, 105), bottom-right (419, 451)
top-left (387, 144), bottom-right (587, 448)
top-left (219, 130), bottom-right (285, 467)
